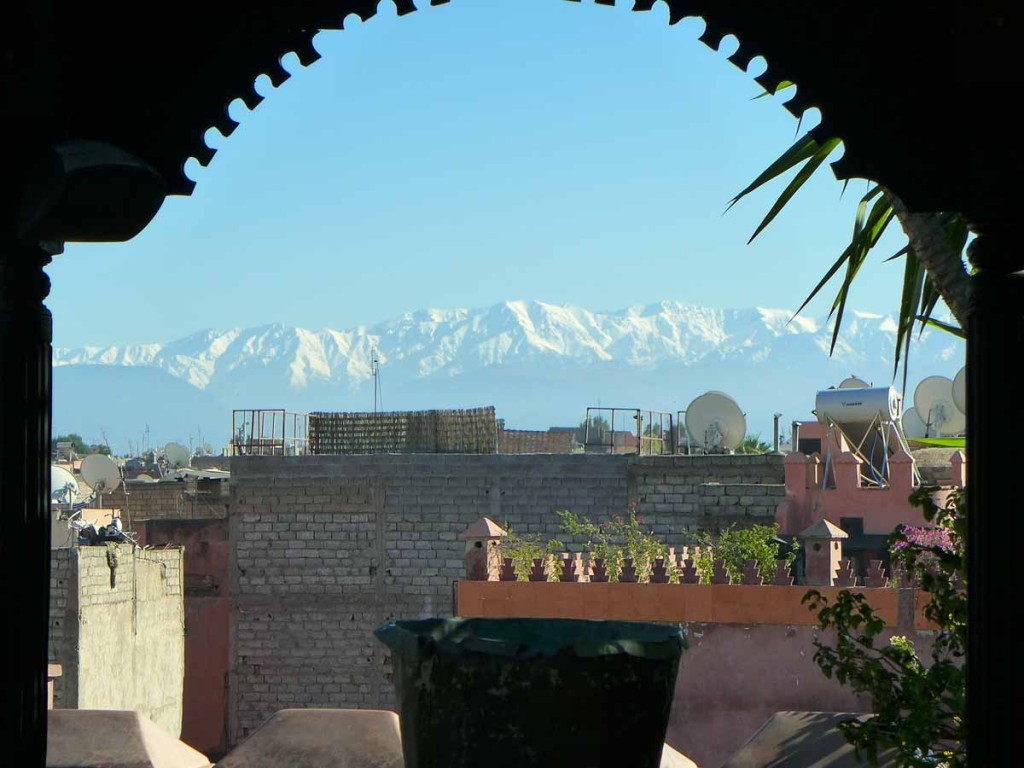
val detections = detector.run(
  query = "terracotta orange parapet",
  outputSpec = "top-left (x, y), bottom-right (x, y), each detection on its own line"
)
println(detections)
top-left (456, 580), bottom-right (933, 628)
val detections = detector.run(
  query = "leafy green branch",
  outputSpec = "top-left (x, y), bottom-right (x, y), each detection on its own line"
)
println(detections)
top-left (801, 488), bottom-right (965, 766)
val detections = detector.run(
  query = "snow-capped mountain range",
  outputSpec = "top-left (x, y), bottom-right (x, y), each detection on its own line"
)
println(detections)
top-left (53, 300), bottom-right (964, 453)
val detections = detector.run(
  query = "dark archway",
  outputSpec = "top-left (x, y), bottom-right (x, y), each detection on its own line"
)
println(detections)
top-left (3, 2), bottom-right (1022, 764)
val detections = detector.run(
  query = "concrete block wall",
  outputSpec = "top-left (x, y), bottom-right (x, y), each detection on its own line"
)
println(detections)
top-left (630, 455), bottom-right (786, 537)
top-left (227, 452), bottom-right (784, 742)
top-left (48, 549), bottom-right (78, 709)
top-left (94, 478), bottom-right (229, 521)
top-left (48, 544), bottom-right (185, 736)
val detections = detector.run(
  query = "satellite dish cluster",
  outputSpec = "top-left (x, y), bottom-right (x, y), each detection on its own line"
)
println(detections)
top-left (50, 441), bottom-right (196, 545)
top-left (902, 366), bottom-right (967, 438)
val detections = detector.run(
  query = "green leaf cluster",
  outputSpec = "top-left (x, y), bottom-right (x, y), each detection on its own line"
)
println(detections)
top-left (735, 433), bottom-right (772, 454)
top-left (693, 522), bottom-right (798, 584)
top-left (501, 509), bottom-right (796, 585)
top-left (53, 433), bottom-right (111, 456)
top-left (802, 488), bottom-right (965, 766)
top-left (731, 132), bottom-right (969, 386)
top-left (498, 524), bottom-right (564, 583)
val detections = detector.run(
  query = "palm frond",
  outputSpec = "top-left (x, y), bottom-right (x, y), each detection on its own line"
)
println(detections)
top-left (821, 189), bottom-right (894, 353)
top-left (745, 138), bottom-right (842, 244)
top-left (894, 248), bottom-right (926, 389)
top-left (789, 187), bottom-right (894, 340)
top-left (732, 123), bottom-right (971, 380)
top-left (916, 316), bottom-right (965, 339)
top-left (727, 133), bottom-right (827, 211)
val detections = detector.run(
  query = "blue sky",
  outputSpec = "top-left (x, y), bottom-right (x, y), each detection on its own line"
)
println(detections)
top-left (49, 0), bottom-right (912, 348)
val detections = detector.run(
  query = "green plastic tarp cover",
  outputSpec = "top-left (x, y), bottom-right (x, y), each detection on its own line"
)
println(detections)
top-left (909, 436), bottom-right (965, 448)
top-left (375, 617), bottom-right (686, 660)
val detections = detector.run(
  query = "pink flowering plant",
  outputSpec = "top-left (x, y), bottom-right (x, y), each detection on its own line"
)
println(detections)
top-left (890, 521), bottom-right (956, 585)
top-left (803, 487), bottom-right (965, 767)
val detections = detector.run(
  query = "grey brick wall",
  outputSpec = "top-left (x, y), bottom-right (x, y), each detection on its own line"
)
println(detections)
top-left (94, 478), bottom-right (228, 521)
top-left (48, 549), bottom-right (78, 709)
top-left (227, 453), bottom-right (784, 742)
top-left (629, 455), bottom-right (787, 537)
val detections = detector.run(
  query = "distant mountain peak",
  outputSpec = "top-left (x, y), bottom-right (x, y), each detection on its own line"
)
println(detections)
top-left (53, 299), bottom-right (950, 391)
top-left (53, 299), bottom-right (963, 452)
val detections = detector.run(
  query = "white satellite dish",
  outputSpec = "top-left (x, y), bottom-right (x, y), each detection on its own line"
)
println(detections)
top-left (914, 375), bottom-right (966, 437)
top-left (50, 465), bottom-right (80, 504)
top-left (135, 474), bottom-right (157, 483)
top-left (901, 407), bottom-right (929, 440)
top-left (838, 375), bottom-right (870, 389)
top-left (952, 365), bottom-right (967, 415)
top-left (80, 453), bottom-right (122, 494)
top-left (163, 442), bottom-right (190, 469)
top-left (685, 391), bottom-right (746, 452)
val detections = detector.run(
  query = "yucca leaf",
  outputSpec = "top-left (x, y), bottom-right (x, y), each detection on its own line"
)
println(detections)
top-left (943, 214), bottom-right (969, 253)
top-left (894, 249), bottom-right (926, 383)
top-left (822, 192), bottom-right (892, 351)
top-left (789, 187), bottom-right (890, 331)
top-left (863, 192), bottom-right (894, 246)
top-left (917, 276), bottom-right (941, 338)
top-left (827, 241), bottom-right (872, 354)
top-left (746, 138), bottom-right (842, 243)
top-left (916, 316), bottom-right (965, 339)
top-left (751, 80), bottom-right (795, 99)
top-left (790, 243), bottom-right (856, 321)
top-left (728, 133), bottom-right (824, 210)
top-left (884, 244), bottom-right (910, 263)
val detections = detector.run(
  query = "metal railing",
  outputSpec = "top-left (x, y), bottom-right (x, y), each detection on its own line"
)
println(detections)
top-left (230, 409), bottom-right (309, 456)
top-left (676, 411), bottom-right (693, 454)
top-left (582, 407), bottom-right (676, 455)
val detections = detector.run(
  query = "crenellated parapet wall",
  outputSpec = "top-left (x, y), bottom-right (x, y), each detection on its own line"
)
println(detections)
top-left (456, 581), bottom-right (935, 630)
top-left (776, 436), bottom-right (965, 536)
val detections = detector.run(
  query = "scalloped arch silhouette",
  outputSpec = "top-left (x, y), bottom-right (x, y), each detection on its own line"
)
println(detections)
top-left (182, 0), bottom-right (831, 195)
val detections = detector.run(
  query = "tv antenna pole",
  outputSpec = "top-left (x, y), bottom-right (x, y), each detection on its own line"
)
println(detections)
top-left (371, 345), bottom-right (382, 414)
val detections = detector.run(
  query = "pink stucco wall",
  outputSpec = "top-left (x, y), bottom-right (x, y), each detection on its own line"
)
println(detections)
top-left (775, 421), bottom-right (965, 536)
top-left (140, 518), bottom-right (230, 759)
top-left (668, 623), bottom-right (934, 767)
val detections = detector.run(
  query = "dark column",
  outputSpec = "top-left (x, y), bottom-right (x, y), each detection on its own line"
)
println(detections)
top-left (0, 242), bottom-right (52, 767)
top-left (966, 238), bottom-right (1024, 765)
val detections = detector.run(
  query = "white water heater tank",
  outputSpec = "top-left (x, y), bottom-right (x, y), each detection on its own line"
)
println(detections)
top-left (815, 386), bottom-right (901, 424)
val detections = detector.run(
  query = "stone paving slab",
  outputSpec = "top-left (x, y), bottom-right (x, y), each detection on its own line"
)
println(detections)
top-left (215, 710), bottom-right (403, 768)
top-left (47, 710), bottom-right (211, 768)
top-left (721, 711), bottom-right (896, 767)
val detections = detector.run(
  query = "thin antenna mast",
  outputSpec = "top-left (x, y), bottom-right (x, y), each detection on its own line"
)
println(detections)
top-left (371, 345), bottom-right (383, 413)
